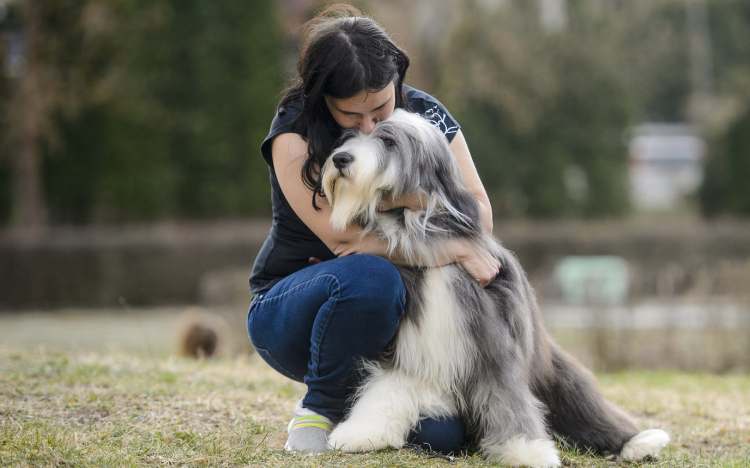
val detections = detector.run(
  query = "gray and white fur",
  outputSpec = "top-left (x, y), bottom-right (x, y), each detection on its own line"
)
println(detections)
top-left (320, 109), bottom-right (669, 467)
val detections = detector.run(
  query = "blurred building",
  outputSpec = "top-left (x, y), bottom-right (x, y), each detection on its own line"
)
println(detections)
top-left (628, 124), bottom-right (706, 212)
top-left (539, 0), bottom-right (567, 34)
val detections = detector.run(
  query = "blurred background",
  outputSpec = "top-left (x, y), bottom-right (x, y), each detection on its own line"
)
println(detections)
top-left (0, 0), bottom-right (748, 371)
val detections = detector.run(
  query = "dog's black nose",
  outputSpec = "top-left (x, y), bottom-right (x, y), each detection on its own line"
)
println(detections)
top-left (332, 152), bottom-right (353, 170)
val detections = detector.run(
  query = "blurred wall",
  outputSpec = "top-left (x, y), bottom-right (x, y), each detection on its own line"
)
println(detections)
top-left (2, 219), bottom-right (750, 310)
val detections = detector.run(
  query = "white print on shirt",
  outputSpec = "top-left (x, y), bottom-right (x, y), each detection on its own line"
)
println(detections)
top-left (421, 105), bottom-right (459, 138)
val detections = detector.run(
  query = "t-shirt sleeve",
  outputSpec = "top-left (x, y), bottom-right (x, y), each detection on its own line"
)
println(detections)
top-left (260, 102), bottom-right (301, 167)
top-left (405, 86), bottom-right (461, 143)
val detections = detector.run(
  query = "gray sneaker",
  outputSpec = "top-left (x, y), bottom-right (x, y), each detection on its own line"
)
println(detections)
top-left (284, 400), bottom-right (334, 454)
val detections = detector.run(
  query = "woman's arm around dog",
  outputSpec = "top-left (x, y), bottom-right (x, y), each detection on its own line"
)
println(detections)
top-left (272, 132), bottom-right (500, 287)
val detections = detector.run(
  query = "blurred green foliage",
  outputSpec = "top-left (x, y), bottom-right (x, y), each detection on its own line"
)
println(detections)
top-left (1, 0), bottom-right (750, 225)
top-left (440, 2), bottom-right (635, 218)
top-left (1, 0), bottom-right (282, 224)
top-left (698, 1), bottom-right (750, 218)
top-left (701, 108), bottom-right (750, 217)
top-left (437, 0), bottom-right (750, 219)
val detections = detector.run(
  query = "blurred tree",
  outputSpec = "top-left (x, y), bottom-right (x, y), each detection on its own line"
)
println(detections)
top-left (707, 0), bottom-right (750, 98)
top-left (1, 0), bottom-right (120, 227)
top-left (698, 1), bottom-right (750, 217)
top-left (2, 0), bottom-right (50, 231)
top-left (56, 0), bottom-right (282, 223)
top-left (0, 0), bottom-right (282, 226)
top-left (435, 0), bottom-right (750, 219)
top-left (609, 1), bottom-right (692, 122)
top-left (700, 108), bottom-right (750, 217)
top-left (440, 1), bottom-right (634, 218)
top-left (16, 0), bottom-right (46, 230)
top-left (3, 0), bottom-right (748, 224)
top-left (0, 3), bottom-right (18, 224)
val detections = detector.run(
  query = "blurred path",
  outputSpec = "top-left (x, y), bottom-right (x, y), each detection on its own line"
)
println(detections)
top-left (542, 299), bottom-right (749, 329)
top-left (0, 307), bottom-right (187, 357)
top-left (2, 300), bottom-right (747, 371)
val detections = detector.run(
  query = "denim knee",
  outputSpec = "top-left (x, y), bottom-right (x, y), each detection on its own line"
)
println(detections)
top-left (336, 254), bottom-right (405, 316)
top-left (408, 415), bottom-right (465, 455)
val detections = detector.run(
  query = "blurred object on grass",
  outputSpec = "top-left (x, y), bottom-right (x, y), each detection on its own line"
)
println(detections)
top-left (198, 268), bottom-right (258, 356)
top-left (175, 307), bottom-right (233, 359)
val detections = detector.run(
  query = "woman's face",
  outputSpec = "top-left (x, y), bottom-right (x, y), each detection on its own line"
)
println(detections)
top-left (324, 82), bottom-right (396, 134)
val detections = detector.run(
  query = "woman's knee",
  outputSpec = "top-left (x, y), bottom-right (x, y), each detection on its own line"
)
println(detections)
top-left (408, 415), bottom-right (465, 455)
top-left (336, 254), bottom-right (404, 308)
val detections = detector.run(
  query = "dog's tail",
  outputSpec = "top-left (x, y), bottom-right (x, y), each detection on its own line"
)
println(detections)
top-left (532, 339), bottom-right (668, 460)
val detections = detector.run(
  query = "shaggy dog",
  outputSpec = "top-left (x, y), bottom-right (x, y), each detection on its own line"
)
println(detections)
top-left (319, 109), bottom-right (669, 467)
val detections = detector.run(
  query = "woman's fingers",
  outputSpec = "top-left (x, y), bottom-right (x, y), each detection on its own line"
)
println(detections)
top-left (457, 244), bottom-right (501, 288)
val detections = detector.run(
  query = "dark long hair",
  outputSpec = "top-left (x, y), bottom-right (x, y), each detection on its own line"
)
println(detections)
top-left (278, 4), bottom-right (411, 209)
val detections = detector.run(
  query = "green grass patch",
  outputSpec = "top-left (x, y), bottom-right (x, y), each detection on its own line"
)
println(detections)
top-left (1, 347), bottom-right (749, 467)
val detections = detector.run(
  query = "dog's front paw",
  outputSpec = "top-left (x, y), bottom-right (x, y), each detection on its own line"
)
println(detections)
top-left (328, 419), bottom-right (404, 453)
top-left (485, 436), bottom-right (560, 468)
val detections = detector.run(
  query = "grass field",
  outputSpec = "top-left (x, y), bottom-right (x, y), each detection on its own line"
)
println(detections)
top-left (2, 346), bottom-right (749, 468)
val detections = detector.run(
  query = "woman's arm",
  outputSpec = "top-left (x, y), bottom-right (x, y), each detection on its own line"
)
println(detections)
top-left (272, 132), bottom-right (500, 286)
top-left (449, 130), bottom-right (494, 233)
top-left (271, 132), bottom-right (388, 258)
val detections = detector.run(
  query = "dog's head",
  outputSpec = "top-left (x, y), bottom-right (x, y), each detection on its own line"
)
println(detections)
top-left (321, 109), bottom-right (474, 231)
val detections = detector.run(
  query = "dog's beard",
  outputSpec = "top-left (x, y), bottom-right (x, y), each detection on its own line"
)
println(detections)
top-left (322, 166), bottom-right (383, 231)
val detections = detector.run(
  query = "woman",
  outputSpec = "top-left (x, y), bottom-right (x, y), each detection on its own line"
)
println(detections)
top-left (247, 4), bottom-right (500, 455)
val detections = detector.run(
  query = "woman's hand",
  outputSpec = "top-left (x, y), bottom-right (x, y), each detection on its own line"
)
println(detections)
top-left (453, 240), bottom-right (502, 288)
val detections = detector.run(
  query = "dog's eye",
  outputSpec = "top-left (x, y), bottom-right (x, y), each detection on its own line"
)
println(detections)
top-left (382, 137), bottom-right (397, 149)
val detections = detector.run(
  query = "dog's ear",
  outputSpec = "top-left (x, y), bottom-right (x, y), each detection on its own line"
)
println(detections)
top-left (437, 178), bottom-right (482, 231)
top-left (418, 127), bottom-right (482, 230)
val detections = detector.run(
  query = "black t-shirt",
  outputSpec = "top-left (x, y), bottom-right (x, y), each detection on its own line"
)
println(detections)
top-left (249, 85), bottom-right (460, 294)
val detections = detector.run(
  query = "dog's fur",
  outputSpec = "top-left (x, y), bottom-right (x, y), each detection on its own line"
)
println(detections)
top-left (319, 109), bottom-right (669, 467)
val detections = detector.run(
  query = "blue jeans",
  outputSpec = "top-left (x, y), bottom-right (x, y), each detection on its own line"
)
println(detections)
top-left (247, 254), bottom-right (464, 454)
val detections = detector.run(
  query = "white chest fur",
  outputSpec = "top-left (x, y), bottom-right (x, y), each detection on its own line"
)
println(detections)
top-left (392, 266), bottom-right (475, 387)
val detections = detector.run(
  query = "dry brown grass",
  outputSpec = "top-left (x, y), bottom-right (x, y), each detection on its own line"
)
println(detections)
top-left (1, 347), bottom-right (749, 467)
